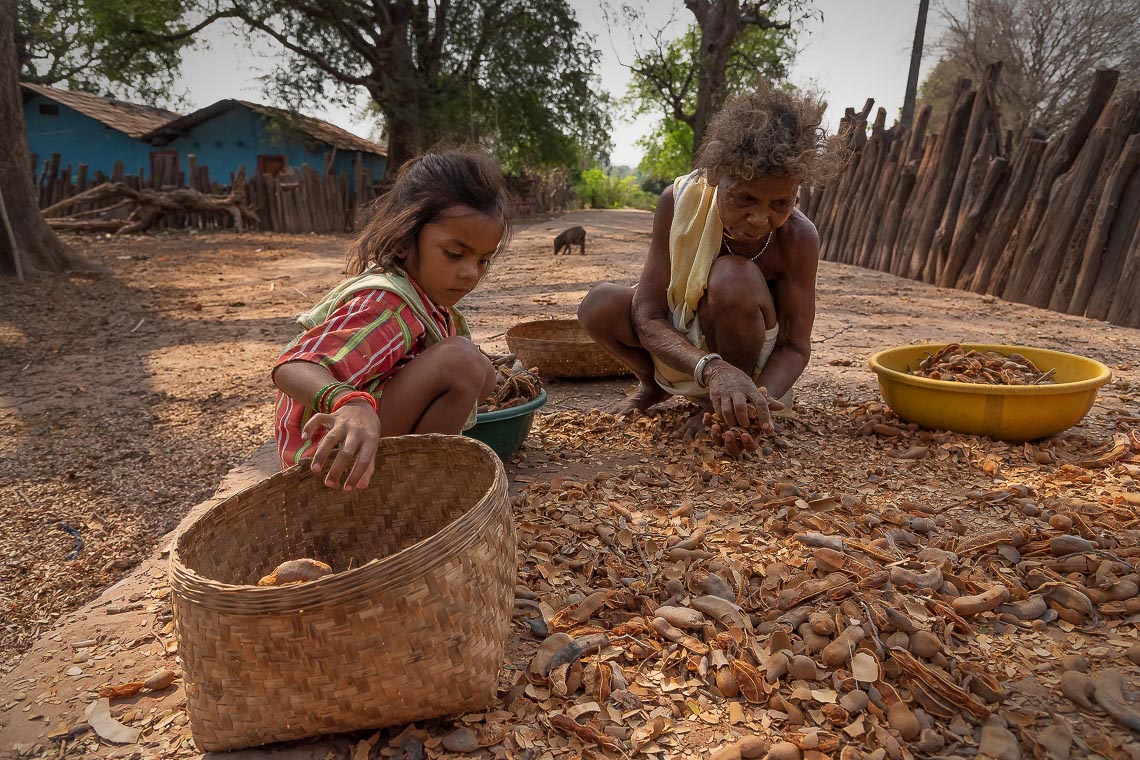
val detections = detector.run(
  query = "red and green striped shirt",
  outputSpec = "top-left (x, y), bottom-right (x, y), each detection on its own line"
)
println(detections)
top-left (273, 280), bottom-right (454, 467)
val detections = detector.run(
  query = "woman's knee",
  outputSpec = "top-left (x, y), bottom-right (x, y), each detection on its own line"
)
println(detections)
top-left (706, 257), bottom-right (773, 320)
top-left (578, 282), bottom-right (632, 335)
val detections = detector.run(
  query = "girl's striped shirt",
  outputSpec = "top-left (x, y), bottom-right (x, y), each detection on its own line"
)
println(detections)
top-left (273, 281), bottom-right (453, 466)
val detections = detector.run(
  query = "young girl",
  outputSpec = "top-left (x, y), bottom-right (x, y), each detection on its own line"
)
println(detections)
top-left (273, 150), bottom-right (510, 490)
top-left (578, 86), bottom-right (848, 451)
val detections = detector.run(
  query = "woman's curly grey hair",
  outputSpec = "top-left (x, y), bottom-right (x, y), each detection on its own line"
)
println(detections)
top-left (694, 84), bottom-right (850, 186)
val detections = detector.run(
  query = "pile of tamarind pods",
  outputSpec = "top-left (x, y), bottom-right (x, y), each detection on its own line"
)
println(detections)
top-left (512, 447), bottom-right (1140, 759)
top-left (478, 352), bottom-right (543, 413)
top-left (908, 343), bottom-right (1055, 385)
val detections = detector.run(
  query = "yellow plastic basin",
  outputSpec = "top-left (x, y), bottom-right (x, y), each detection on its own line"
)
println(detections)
top-left (868, 344), bottom-right (1111, 441)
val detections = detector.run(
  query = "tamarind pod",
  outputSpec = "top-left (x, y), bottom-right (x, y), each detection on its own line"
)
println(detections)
top-left (689, 595), bottom-right (753, 633)
top-left (888, 647), bottom-right (990, 718)
top-left (951, 584), bottom-right (1009, 616)
top-left (1038, 582), bottom-right (1099, 623)
top-left (1059, 669), bottom-right (1095, 709)
top-left (844, 537), bottom-right (899, 563)
top-left (997, 595), bottom-right (1048, 620)
top-left (549, 714), bottom-right (624, 754)
top-left (956, 528), bottom-right (1029, 556)
top-left (859, 570), bottom-right (890, 589)
top-left (653, 605), bottom-right (706, 629)
top-left (889, 565), bottom-right (944, 590)
top-left (724, 432), bottom-right (743, 458)
top-left (879, 604), bottom-right (918, 634)
top-left (765, 651), bottom-right (791, 684)
top-left (649, 616), bottom-right (709, 654)
top-left (776, 572), bottom-right (848, 610)
top-left (545, 633), bottom-right (610, 675)
top-left (813, 547), bottom-right (848, 573)
top-left (1040, 555), bottom-right (1100, 573)
top-left (672, 528), bottom-right (708, 551)
top-left (773, 606), bottom-right (812, 631)
top-left (1092, 669), bottom-right (1140, 732)
top-left (821, 625), bottom-right (865, 668)
top-left (1049, 535), bottom-right (1096, 556)
top-left (795, 533), bottom-right (846, 551)
top-left (667, 547), bottom-right (716, 562)
top-left (923, 597), bottom-right (972, 633)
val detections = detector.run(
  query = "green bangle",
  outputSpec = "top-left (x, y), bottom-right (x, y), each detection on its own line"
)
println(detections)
top-left (312, 381), bottom-right (353, 414)
top-left (322, 383), bottom-right (355, 413)
top-left (312, 382), bottom-right (338, 412)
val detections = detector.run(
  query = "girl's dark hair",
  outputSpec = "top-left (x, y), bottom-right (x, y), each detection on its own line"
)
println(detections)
top-left (694, 83), bottom-right (850, 186)
top-left (347, 149), bottom-right (512, 275)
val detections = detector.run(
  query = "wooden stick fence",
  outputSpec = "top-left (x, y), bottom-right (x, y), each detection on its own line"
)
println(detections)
top-left (803, 66), bottom-right (1140, 329)
top-left (35, 154), bottom-right (385, 234)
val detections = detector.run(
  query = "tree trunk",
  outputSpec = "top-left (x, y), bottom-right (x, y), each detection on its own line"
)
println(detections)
top-left (900, 0), bottom-right (930, 131)
top-left (0, 0), bottom-right (75, 277)
top-left (690, 0), bottom-right (738, 156)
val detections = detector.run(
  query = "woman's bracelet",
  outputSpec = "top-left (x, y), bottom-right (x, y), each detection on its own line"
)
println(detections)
top-left (331, 390), bottom-right (378, 415)
top-left (312, 381), bottom-right (354, 414)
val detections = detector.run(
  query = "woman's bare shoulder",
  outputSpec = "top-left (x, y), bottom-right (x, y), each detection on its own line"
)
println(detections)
top-left (781, 208), bottom-right (820, 255)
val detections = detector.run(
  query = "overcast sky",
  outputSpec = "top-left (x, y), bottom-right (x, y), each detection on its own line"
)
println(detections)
top-left (175, 0), bottom-right (949, 167)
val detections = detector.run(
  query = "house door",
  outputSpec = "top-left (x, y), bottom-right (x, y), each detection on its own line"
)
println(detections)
top-left (258, 155), bottom-right (286, 175)
top-left (149, 151), bottom-right (179, 187)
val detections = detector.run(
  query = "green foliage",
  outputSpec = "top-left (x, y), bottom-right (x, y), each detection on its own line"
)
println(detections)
top-left (637, 117), bottom-right (693, 185)
top-left (573, 167), bottom-right (657, 210)
top-left (626, 16), bottom-right (798, 175)
top-left (242, 0), bottom-right (611, 171)
top-left (16, 0), bottom-right (202, 103)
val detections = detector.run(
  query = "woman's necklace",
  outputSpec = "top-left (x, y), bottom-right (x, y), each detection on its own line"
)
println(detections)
top-left (724, 230), bottom-right (773, 262)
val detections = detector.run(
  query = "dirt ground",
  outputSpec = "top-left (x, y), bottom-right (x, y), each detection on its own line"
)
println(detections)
top-left (1, 209), bottom-right (1138, 759)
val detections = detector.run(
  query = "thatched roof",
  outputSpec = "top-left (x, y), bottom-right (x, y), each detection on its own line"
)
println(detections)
top-left (21, 83), bottom-right (181, 138)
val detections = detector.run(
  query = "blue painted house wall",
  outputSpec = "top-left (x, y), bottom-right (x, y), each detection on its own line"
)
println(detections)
top-left (23, 93), bottom-right (156, 178)
top-left (158, 106), bottom-right (386, 183)
top-left (22, 95), bottom-right (386, 185)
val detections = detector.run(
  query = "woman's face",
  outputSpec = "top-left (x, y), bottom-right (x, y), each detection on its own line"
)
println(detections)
top-left (716, 174), bottom-right (802, 244)
top-left (401, 206), bottom-right (504, 308)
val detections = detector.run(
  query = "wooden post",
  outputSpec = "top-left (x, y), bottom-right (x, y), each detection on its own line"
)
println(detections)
top-left (1067, 133), bottom-right (1140, 316)
top-left (939, 155), bottom-right (1010, 288)
top-left (1001, 69), bottom-right (1119, 301)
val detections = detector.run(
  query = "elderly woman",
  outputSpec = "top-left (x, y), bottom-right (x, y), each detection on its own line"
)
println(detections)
top-left (578, 86), bottom-right (847, 448)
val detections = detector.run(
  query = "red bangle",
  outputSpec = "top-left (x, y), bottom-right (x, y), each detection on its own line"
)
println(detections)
top-left (331, 390), bottom-right (378, 414)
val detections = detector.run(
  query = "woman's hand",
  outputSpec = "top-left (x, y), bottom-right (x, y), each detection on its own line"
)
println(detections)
top-left (303, 399), bottom-right (381, 491)
top-left (705, 361), bottom-right (784, 431)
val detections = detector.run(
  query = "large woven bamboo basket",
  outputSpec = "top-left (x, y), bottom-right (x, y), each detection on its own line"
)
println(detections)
top-left (169, 435), bottom-right (515, 752)
top-left (505, 318), bottom-right (633, 379)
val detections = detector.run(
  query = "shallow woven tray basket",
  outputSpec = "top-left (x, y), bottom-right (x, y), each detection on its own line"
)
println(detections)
top-left (505, 318), bottom-right (633, 379)
top-left (169, 435), bottom-right (515, 752)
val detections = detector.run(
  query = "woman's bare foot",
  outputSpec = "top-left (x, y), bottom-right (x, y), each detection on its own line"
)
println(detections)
top-left (674, 401), bottom-right (714, 441)
top-left (615, 382), bottom-right (669, 417)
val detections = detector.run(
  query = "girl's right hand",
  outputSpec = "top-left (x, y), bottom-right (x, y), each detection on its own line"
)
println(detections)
top-left (303, 399), bottom-right (381, 491)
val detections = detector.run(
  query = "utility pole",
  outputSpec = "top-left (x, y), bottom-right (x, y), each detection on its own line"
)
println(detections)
top-left (901, 0), bottom-right (931, 130)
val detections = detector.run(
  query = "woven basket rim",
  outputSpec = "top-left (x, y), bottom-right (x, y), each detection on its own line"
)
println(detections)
top-left (170, 434), bottom-right (506, 614)
top-left (505, 318), bottom-right (593, 344)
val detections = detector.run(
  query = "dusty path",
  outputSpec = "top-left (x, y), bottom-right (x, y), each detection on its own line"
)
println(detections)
top-left (1, 209), bottom-right (1138, 758)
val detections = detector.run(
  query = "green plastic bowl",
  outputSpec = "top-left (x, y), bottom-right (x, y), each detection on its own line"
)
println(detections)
top-left (465, 390), bottom-right (548, 459)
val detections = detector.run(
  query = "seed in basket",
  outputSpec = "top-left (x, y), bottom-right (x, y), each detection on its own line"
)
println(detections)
top-left (257, 558), bottom-right (332, 587)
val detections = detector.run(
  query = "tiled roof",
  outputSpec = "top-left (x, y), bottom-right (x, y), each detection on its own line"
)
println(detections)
top-left (145, 99), bottom-right (387, 157)
top-left (21, 83), bottom-right (181, 138)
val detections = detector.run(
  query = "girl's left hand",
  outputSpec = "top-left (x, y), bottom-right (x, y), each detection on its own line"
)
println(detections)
top-left (303, 400), bottom-right (381, 490)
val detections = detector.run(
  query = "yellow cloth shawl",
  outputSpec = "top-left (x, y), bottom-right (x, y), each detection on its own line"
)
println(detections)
top-left (667, 170), bottom-right (723, 328)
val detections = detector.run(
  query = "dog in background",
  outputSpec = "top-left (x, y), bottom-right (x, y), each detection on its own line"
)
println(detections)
top-left (553, 225), bottom-right (586, 256)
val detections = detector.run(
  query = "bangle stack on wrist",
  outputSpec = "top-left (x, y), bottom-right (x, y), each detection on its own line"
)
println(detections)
top-left (312, 381), bottom-right (355, 414)
top-left (331, 390), bottom-right (378, 414)
top-left (693, 353), bottom-right (722, 389)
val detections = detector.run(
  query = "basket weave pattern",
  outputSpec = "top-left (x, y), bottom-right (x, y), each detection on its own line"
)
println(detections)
top-left (505, 318), bottom-right (633, 379)
top-left (170, 435), bottom-right (515, 752)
